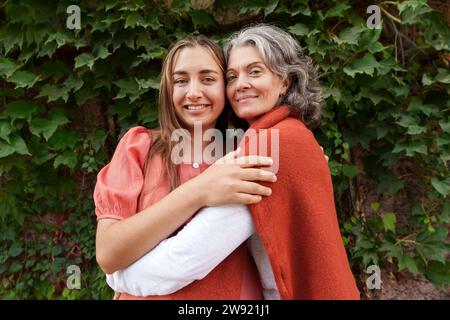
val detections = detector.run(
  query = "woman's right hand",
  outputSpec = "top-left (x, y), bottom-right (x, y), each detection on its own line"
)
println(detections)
top-left (190, 148), bottom-right (277, 207)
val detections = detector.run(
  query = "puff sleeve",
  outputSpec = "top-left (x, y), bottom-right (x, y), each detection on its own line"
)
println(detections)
top-left (93, 126), bottom-right (152, 221)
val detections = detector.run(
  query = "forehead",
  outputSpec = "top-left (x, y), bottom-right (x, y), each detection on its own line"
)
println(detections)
top-left (227, 46), bottom-right (265, 69)
top-left (173, 46), bottom-right (222, 73)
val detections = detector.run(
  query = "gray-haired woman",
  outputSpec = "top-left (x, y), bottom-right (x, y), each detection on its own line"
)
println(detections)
top-left (105, 24), bottom-right (359, 300)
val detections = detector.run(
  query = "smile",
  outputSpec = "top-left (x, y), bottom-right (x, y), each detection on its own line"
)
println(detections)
top-left (184, 104), bottom-right (211, 111)
top-left (236, 95), bottom-right (258, 103)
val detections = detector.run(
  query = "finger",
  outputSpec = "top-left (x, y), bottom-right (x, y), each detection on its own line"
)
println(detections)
top-left (237, 181), bottom-right (272, 196)
top-left (217, 147), bottom-right (241, 163)
top-left (239, 168), bottom-right (277, 182)
top-left (234, 193), bottom-right (263, 205)
top-left (233, 155), bottom-right (273, 167)
top-left (325, 155), bottom-right (329, 162)
top-left (320, 146), bottom-right (324, 152)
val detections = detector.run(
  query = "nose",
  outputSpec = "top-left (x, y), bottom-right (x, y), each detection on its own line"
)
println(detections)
top-left (186, 80), bottom-right (203, 100)
top-left (235, 74), bottom-right (251, 92)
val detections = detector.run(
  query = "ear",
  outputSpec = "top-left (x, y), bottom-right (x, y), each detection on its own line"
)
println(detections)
top-left (281, 76), bottom-right (290, 93)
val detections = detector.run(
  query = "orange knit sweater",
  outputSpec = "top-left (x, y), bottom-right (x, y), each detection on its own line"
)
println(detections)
top-left (242, 105), bottom-right (361, 300)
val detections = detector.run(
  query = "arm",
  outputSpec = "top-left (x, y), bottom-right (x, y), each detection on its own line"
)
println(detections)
top-left (106, 204), bottom-right (254, 296)
top-left (96, 180), bottom-right (204, 275)
top-left (95, 128), bottom-right (274, 275)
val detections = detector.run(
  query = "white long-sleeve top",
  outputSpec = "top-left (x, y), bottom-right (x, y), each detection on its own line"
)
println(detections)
top-left (105, 204), bottom-right (280, 299)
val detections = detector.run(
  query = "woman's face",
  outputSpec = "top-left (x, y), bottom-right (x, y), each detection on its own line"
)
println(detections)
top-left (172, 46), bottom-right (225, 132)
top-left (226, 46), bottom-right (288, 124)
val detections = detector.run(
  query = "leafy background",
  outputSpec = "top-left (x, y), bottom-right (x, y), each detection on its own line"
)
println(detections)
top-left (0, 0), bottom-right (449, 299)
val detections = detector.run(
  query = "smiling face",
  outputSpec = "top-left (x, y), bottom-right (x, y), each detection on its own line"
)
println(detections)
top-left (226, 46), bottom-right (288, 124)
top-left (172, 46), bottom-right (225, 133)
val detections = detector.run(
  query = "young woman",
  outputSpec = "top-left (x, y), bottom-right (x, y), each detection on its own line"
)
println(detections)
top-left (94, 36), bottom-right (277, 300)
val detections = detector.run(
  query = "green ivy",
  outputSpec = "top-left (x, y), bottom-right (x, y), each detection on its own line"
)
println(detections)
top-left (1, 0), bottom-right (449, 299)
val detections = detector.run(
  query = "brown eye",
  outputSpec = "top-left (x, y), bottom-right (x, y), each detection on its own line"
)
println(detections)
top-left (174, 79), bottom-right (187, 84)
top-left (249, 69), bottom-right (261, 75)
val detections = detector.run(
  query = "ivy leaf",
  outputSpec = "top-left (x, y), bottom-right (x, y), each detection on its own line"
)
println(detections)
top-left (325, 2), bottom-right (351, 18)
top-left (422, 73), bottom-right (434, 86)
top-left (392, 140), bottom-right (428, 156)
top-left (407, 97), bottom-right (438, 117)
top-left (377, 171), bottom-right (404, 195)
top-left (48, 130), bottom-right (78, 150)
top-left (381, 212), bottom-right (396, 233)
top-left (74, 53), bottom-right (95, 70)
top-left (342, 164), bottom-right (358, 178)
top-left (416, 228), bottom-right (448, 263)
top-left (435, 68), bottom-right (450, 84)
top-left (63, 75), bottom-right (84, 93)
top-left (40, 61), bottom-right (69, 82)
top-left (439, 119), bottom-right (450, 133)
top-left (424, 261), bottom-right (450, 288)
top-left (147, 14), bottom-right (162, 30)
top-left (430, 177), bottom-right (450, 197)
top-left (54, 150), bottom-right (77, 169)
top-left (171, 0), bottom-right (191, 13)
top-left (190, 10), bottom-right (215, 29)
top-left (37, 84), bottom-right (69, 103)
top-left (343, 53), bottom-right (381, 78)
top-left (2, 100), bottom-right (39, 123)
top-left (94, 45), bottom-right (111, 60)
top-left (398, 0), bottom-right (433, 25)
top-left (136, 77), bottom-right (159, 90)
top-left (0, 58), bottom-right (18, 77)
top-left (8, 242), bottom-right (23, 257)
top-left (406, 125), bottom-right (427, 135)
top-left (288, 23), bottom-right (309, 36)
top-left (0, 134), bottom-right (31, 158)
top-left (37, 41), bottom-right (57, 58)
top-left (8, 70), bottom-right (39, 88)
top-left (336, 26), bottom-right (364, 45)
top-left (398, 254), bottom-right (419, 274)
top-left (29, 111), bottom-right (70, 141)
top-left (114, 78), bottom-right (143, 102)
top-left (323, 86), bottom-right (341, 104)
top-left (125, 12), bottom-right (147, 29)
top-left (264, 0), bottom-right (279, 16)
top-left (0, 25), bottom-right (23, 54)
top-left (0, 121), bottom-right (12, 143)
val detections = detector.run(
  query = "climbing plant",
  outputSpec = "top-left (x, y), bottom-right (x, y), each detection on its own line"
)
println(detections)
top-left (0, 0), bottom-right (449, 299)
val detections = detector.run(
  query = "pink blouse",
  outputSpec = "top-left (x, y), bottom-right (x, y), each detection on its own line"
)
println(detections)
top-left (94, 126), bottom-right (262, 300)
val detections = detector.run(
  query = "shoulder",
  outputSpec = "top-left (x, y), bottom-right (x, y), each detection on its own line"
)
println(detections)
top-left (114, 126), bottom-right (155, 168)
top-left (120, 126), bottom-right (153, 143)
top-left (273, 117), bottom-right (318, 150)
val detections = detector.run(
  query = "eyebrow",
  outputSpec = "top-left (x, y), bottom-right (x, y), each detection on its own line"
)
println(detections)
top-left (172, 69), bottom-right (219, 76)
top-left (227, 61), bottom-right (264, 73)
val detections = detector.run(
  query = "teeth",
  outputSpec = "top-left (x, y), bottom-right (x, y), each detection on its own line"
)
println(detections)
top-left (186, 104), bottom-right (209, 110)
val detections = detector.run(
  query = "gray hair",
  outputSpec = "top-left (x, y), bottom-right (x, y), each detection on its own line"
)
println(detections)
top-left (224, 24), bottom-right (324, 129)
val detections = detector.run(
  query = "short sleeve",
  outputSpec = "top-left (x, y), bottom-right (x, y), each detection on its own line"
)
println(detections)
top-left (93, 126), bottom-right (152, 221)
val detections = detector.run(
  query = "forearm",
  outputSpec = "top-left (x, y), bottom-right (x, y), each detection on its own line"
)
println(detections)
top-left (96, 178), bottom-right (204, 274)
top-left (106, 204), bottom-right (255, 296)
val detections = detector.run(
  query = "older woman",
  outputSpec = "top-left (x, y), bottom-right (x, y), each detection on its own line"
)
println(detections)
top-left (106, 24), bottom-right (360, 300)
top-left (224, 24), bottom-right (360, 299)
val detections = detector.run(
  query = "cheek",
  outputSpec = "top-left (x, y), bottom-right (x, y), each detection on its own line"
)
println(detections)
top-left (172, 87), bottom-right (184, 107)
top-left (209, 85), bottom-right (226, 108)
